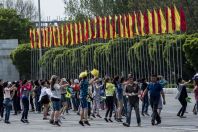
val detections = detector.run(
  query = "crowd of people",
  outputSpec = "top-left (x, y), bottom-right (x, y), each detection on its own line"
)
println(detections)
top-left (0, 69), bottom-right (198, 127)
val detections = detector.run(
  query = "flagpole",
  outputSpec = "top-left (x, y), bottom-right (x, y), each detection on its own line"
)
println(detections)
top-left (38, 0), bottom-right (42, 79)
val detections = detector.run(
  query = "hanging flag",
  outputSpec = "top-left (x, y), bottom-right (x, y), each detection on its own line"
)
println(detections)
top-left (174, 5), bottom-right (181, 31)
top-left (106, 16), bottom-right (110, 39)
top-left (180, 6), bottom-right (187, 32)
top-left (78, 22), bottom-right (82, 43)
top-left (140, 11), bottom-right (145, 36)
top-left (157, 9), bottom-right (162, 34)
top-left (151, 10), bottom-right (156, 34)
top-left (47, 27), bottom-right (50, 47)
top-left (171, 6), bottom-right (176, 32)
top-left (67, 23), bottom-right (71, 45)
top-left (44, 27), bottom-right (48, 48)
top-left (112, 15), bottom-right (117, 38)
top-left (75, 23), bottom-right (79, 44)
top-left (159, 8), bottom-right (166, 33)
top-left (57, 26), bottom-right (62, 46)
top-left (119, 15), bottom-right (124, 38)
top-left (134, 12), bottom-right (139, 35)
top-left (42, 28), bottom-right (46, 47)
top-left (109, 16), bottom-right (114, 39)
top-left (37, 28), bottom-right (42, 48)
top-left (81, 21), bottom-right (85, 43)
top-left (96, 16), bottom-right (100, 38)
top-left (72, 23), bottom-right (76, 45)
top-left (148, 9), bottom-right (153, 34)
top-left (154, 9), bottom-right (159, 34)
top-left (91, 18), bottom-right (96, 39)
top-left (70, 23), bottom-right (74, 45)
top-left (128, 14), bottom-right (133, 38)
top-left (53, 26), bottom-right (58, 47)
top-left (101, 17), bottom-right (106, 39)
top-left (61, 24), bottom-right (65, 46)
top-left (124, 14), bottom-right (129, 38)
top-left (50, 27), bottom-right (54, 47)
top-left (85, 20), bottom-right (89, 41)
top-left (30, 29), bottom-right (34, 48)
top-left (126, 14), bottom-right (130, 38)
top-left (165, 7), bottom-right (173, 33)
top-left (99, 17), bottom-right (103, 38)
top-left (137, 12), bottom-right (142, 35)
top-left (144, 11), bottom-right (149, 34)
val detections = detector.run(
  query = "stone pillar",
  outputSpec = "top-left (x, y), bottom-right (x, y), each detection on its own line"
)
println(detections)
top-left (0, 39), bottom-right (19, 81)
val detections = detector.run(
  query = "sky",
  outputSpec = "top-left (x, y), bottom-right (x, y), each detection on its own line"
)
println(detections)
top-left (33, 0), bottom-right (65, 21)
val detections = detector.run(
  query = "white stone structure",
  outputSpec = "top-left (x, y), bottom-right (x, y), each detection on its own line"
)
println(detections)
top-left (0, 39), bottom-right (19, 81)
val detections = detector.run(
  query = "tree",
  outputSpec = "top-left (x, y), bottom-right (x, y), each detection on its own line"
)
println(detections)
top-left (183, 35), bottom-right (198, 71)
top-left (0, 8), bottom-right (32, 43)
top-left (2, 0), bottom-right (38, 20)
top-left (10, 44), bottom-right (31, 79)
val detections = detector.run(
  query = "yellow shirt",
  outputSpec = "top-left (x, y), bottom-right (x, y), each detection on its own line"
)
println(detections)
top-left (105, 83), bottom-right (115, 96)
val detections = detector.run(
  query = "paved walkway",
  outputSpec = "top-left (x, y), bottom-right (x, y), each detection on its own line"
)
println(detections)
top-left (1, 94), bottom-right (198, 132)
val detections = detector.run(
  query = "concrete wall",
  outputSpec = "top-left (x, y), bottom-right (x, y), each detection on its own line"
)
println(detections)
top-left (0, 39), bottom-right (19, 81)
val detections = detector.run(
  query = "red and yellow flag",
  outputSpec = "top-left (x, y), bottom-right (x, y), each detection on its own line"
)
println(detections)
top-left (154, 9), bottom-right (159, 34)
top-left (147, 10), bottom-right (153, 34)
top-left (37, 28), bottom-right (41, 48)
top-left (140, 11), bottom-right (145, 36)
top-left (134, 12), bottom-right (139, 36)
top-left (30, 29), bottom-right (34, 48)
top-left (165, 7), bottom-right (173, 33)
top-left (128, 14), bottom-right (133, 38)
top-left (174, 5), bottom-right (181, 31)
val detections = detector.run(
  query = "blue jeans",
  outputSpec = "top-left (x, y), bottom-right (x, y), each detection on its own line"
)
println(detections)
top-left (22, 97), bottom-right (29, 120)
top-left (4, 98), bottom-right (12, 122)
top-left (126, 102), bottom-right (141, 125)
top-left (142, 95), bottom-right (149, 113)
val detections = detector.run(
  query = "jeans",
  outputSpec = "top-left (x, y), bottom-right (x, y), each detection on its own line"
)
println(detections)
top-left (123, 96), bottom-right (128, 116)
top-left (142, 95), bottom-right (149, 113)
top-left (126, 102), bottom-right (141, 125)
top-left (177, 97), bottom-right (187, 116)
top-left (22, 97), bottom-right (29, 120)
top-left (4, 98), bottom-right (12, 122)
top-left (150, 96), bottom-right (161, 123)
top-left (0, 98), bottom-right (4, 118)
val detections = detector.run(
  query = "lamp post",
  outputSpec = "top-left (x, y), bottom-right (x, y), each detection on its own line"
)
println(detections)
top-left (38, 0), bottom-right (42, 79)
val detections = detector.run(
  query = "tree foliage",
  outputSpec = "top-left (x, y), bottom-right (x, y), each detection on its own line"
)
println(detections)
top-left (1, 0), bottom-right (38, 20)
top-left (10, 44), bottom-right (31, 79)
top-left (0, 8), bottom-right (32, 43)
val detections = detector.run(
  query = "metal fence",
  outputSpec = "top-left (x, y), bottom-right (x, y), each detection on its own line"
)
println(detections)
top-left (31, 35), bottom-right (183, 83)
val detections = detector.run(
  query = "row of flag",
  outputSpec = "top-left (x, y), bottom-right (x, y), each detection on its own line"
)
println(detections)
top-left (30, 6), bottom-right (187, 49)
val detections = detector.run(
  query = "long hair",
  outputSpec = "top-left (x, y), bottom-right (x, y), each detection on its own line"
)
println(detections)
top-left (50, 75), bottom-right (57, 91)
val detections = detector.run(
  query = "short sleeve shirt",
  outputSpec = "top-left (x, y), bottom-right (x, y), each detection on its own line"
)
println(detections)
top-left (80, 79), bottom-right (89, 99)
top-left (125, 83), bottom-right (140, 105)
top-left (147, 82), bottom-right (163, 97)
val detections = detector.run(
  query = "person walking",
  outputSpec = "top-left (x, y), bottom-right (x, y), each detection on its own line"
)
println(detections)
top-left (123, 76), bottom-right (141, 127)
top-left (142, 74), bottom-right (166, 125)
top-left (78, 71), bottom-right (91, 126)
top-left (21, 80), bottom-right (32, 123)
top-left (49, 75), bottom-right (67, 126)
top-left (3, 82), bottom-right (16, 124)
top-left (39, 80), bottom-right (50, 120)
top-left (175, 78), bottom-right (190, 118)
top-left (34, 80), bottom-right (41, 113)
top-left (104, 77), bottom-right (115, 122)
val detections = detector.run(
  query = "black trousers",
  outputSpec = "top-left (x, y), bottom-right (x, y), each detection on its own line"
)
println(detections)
top-left (0, 98), bottom-right (4, 118)
top-left (177, 97), bottom-right (187, 116)
top-left (150, 96), bottom-right (161, 123)
top-left (105, 96), bottom-right (114, 118)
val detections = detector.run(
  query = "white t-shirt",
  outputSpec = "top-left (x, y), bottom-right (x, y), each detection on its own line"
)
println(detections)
top-left (39, 87), bottom-right (48, 101)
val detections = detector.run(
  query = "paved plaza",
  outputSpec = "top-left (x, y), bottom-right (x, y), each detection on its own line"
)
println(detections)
top-left (0, 94), bottom-right (197, 132)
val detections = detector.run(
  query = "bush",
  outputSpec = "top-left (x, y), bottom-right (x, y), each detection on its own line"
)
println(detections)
top-left (10, 44), bottom-right (31, 79)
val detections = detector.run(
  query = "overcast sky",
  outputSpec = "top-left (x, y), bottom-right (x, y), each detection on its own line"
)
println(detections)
top-left (33, 0), bottom-right (65, 21)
